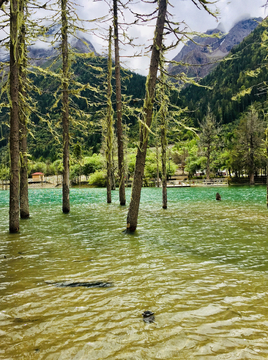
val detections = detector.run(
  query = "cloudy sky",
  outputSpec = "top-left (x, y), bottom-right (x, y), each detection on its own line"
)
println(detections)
top-left (30, 0), bottom-right (268, 75)
top-left (69, 0), bottom-right (266, 75)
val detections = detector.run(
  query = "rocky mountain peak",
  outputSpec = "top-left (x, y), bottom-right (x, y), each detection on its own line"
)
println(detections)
top-left (169, 17), bottom-right (263, 81)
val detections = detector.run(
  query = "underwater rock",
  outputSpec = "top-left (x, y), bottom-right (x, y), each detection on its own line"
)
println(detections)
top-left (142, 311), bottom-right (155, 323)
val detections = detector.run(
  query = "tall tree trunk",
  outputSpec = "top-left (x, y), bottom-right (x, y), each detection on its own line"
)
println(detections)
top-left (156, 144), bottom-right (160, 188)
top-left (267, 146), bottom-right (268, 207)
top-left (249, 135), bottom-right (255, 185)
top-left (126, 0), bottom-right (167, 232)
top-left (106, 26), bottom-right (113, 204)
top-left (19, 0), bottom-right (29, 219)
top-left (113, 0), bottom-right (126, 205)
top-left (159, 62), bottom-right (168, 209)
top-left (61, 0), bottom-right (70, 213)
top-left (206, 146), bottom-right (210, 180)
top-left (161, 125), bottom-right (167, 209)
top-left (9, 0), bottom-right (21, 232)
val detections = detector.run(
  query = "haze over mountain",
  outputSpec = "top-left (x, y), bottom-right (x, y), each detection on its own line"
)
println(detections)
top-left (169, 17), bottom-right (262, 81)
top-left (0, 25), bottom-right (97, 66)
top-left (176, 18), bottom-right (268, 126)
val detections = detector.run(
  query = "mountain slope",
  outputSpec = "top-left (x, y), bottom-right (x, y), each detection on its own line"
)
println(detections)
top-left (176, 18), bottom-right (268, 126)
top-left (169, 17), bottom-right (262, 81)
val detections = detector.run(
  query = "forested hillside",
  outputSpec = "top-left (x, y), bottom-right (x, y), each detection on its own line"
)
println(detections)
top-left (0, 55), bottom-right (146, 162)
top-left (177, 19), bottom-right (268, 126)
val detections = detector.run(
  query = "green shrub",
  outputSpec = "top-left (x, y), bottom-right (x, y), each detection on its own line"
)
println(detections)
top-left (88, 170), bottom-right (107, 187)
top-left (0, 166), bottom-right (9, 180)
top-left (82, 154), bottom-right (104, 176)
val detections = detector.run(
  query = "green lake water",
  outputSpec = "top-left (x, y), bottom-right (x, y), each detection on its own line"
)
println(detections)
top-left (1, 186), bottom-right (268, 359)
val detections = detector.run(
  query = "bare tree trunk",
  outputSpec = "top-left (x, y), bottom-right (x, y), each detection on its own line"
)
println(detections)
top-left (113, 0), bottom-right (126, 205)
top-left (9, 0), bottom-right (21, 232)
top-left (159, 61), bottom-right (168, 209)
top-left (126, 0), bottom-right (167, 232)
top-left (19, 0), bottom-right (29, 219)
top-left (161, 128), bottom-right (167, 209)
top-left (267, 148), bottom-right (268, 207)
top-left (106, 26), bottom-right (113, 204)
top-left (206, 146), bottom-right (210, 180)
top-left (249, 135), bottom-right (255, 185)
top-left (61, 0), bottom-right (70, 213)
top-left (156, 144), bottom-right (160, 187)
top-left (160, 106), bottom-right (167, 209)
top-left (249, 172), bottom-right (255, 185)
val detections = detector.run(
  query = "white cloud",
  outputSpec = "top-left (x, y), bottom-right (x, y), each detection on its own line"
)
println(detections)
top-left (21, 0), bottom-right (268, 75)
top-left (76, 0), bottom-right (267, 75)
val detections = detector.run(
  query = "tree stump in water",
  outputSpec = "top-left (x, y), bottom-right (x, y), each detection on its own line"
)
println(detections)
top-left (142, 311), bottom-right (155, 323)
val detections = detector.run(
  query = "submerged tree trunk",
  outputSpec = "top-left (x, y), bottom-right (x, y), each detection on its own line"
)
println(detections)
top-left (161, 125), bottom-right (167, 209)
top-left (249, 135), bottom-right (255, 185)
top-left (126, 0), bottom-right (167, 232)
top-left (159, 60), bottom-right (168, 210)
top-left (113, 0), bottom-right (126, 205)
top-left (106, 26), bottom-right (113, 204)
top-left (9, 0), bottom-right (21, 232)
top-left (61, 0), bottom-right (70, 213)
top-left (156, 144), bottom-right (160, 188)
top-left (206, 146), bottom-right (210, 180)
top-left (267, 148), bottom-right (268, 207)
top-left (19, 0), bottom-right (29, 219)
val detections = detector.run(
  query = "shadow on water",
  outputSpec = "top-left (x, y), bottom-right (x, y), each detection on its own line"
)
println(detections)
top-left (0, 186), bottom-right (268, 359)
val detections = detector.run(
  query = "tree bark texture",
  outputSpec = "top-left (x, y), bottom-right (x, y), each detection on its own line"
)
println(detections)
top-left (267, 148), bottom-right (268, 207)
top-left (61, 0), bottom-right (70, 213)
top-left (206, 145), bottom-right (210, 180)
top-left (19, 0), bottom-right (29, 219)
top-left (106, 26), bottom-right (113, 204)
top-left (9, 0), bottom-right (21, 232)
top-left (126, 0), bottom-right (167, 232)
top-left (113, 0), bottom-right (126, 205)
top-left (249, 134), bottom-right (255, 185)
top-left (159, 66), bottom-right (168, 209)
top-left (161, 115), bottom-right (167, 209)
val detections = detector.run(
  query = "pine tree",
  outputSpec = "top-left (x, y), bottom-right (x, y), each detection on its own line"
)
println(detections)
top-left (19, 0), bottom-right (29, 219)
top-left (106, 26), bottom-right (114, 203)
top-left (113, 0), bottom-right (126, 206)
top-left (126, 0), bottom-right (167, 232)
top-left (9, 0), bottom-right (22, 232)
top-left (61, 0), bottom-right (70, 213)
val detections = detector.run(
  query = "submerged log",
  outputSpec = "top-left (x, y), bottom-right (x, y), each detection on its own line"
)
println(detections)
top-left (45, 280), bottom-right (113, 288)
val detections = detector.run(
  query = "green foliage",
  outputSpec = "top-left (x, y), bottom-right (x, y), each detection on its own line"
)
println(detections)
top-left (177, 19), bottom-right (268, 126)
top-left (52, 159), bottom-right (64, 175)
top-left (82, 154), bottom-right (104, 176)
top-left (88, 170), bottom-right (107, 187)
top-left (70, 163), bottom-right (81, 180)
top-left (126, 152), bottom-right (137, 177)
top-left (29, 161), bottom-right (47, 174)
top-left (0, 165), bottom-right (9, 180)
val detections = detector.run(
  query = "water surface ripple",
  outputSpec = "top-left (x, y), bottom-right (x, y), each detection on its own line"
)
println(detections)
top-left (1, 186), bottom-right (268, 359)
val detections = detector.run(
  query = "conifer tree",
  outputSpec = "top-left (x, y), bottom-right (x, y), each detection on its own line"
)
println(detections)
top-left (9, 0), bottom-right (22, 232)
top-left (159, 72), bottom-right (169, 209)
top-left (198, 108), bottom-right (220, 180)
top-left (106, 26), bottom-right (114, 203)
top-left (126, 0), bottom-right (167, 232)
top-left (61, 0), bottom-right (70, 213)
top-left (19, 0), bottom-right (29, 219)
top-left (113, 0), bottom-right (126, 206)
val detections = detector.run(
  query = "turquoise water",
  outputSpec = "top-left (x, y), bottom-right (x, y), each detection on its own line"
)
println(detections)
top-left (0, 186), bottom-right (268, 359)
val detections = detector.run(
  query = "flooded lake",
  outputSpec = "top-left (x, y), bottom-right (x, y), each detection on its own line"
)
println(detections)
top-left (1, 186), bottom-right (268, 359)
